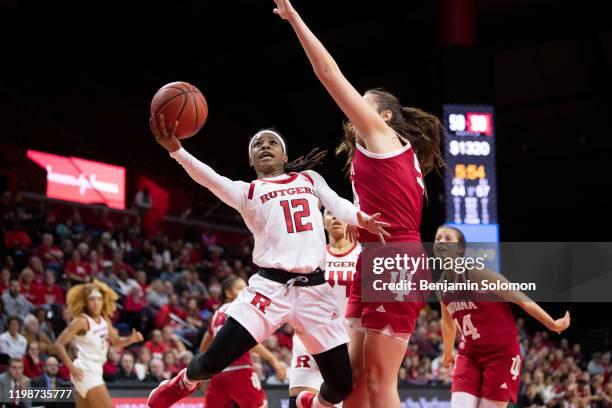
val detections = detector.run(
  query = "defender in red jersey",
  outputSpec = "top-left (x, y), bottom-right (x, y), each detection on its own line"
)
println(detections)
top-left (200, 276), bottom-right (287, 408)
top-left (273, 0), bottom-right (444, 405)
top-left (434, 226), bottom-right (570, 408)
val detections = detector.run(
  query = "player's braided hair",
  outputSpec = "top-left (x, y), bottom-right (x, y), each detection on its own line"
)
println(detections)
top-left (337, 88), bottom-right (445, 180)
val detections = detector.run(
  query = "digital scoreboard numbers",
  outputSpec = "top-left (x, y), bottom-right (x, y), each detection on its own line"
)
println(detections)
top-left (443, 104), bottom-right (499, 243)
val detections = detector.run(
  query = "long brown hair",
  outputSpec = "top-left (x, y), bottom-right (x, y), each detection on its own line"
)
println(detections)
top-left (66, 280), bottom-right (118, 319)
top-left (336, 89), bottom-right (445, 179)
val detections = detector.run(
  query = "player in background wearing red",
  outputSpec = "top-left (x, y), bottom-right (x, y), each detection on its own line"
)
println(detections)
top-left (146, 114), bottom-right (389, 408)
top-left (200, 276), bottom-right (287, 408)
top-left (434, 225), bottom-right (571, 408)
top-left (288, 210), bottom-right (361, 406)
top-left (273, 1), bottom-right (444, 406)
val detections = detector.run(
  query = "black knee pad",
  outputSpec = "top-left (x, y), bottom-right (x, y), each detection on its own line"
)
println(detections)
top-left (313, 343), bottom-right (353, 404)
top-left (186, 351), bottom-right (223, 380)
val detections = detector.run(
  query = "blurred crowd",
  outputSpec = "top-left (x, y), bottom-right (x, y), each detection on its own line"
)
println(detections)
top-left (0, 190), bottom-right (610, 407)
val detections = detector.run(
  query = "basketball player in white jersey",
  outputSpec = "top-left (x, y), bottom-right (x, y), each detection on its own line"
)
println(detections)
top-left (55, 280), bottom-right (143, 408)
top-left (147, 114), bottom-right (389, 408)
top-left (289, 209), bottom-right (361, 407)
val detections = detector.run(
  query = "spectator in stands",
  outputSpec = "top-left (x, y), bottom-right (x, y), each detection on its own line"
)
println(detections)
top-left (0, 267), bottom-right (11, 294)
top-left (154, 293), bottom-right (186, 329)
top-left (19, 268), bottom-right (42, 306)
top-left (65, 249), bottom-right (90, 284)
top-left (33, 308), bottom-right (55, 343)
top-left (22, 314), bottom-right (55, 356)
top-left (161, 326), bottom-right (186, 353)
top-left (134, 346), bottom-right (152, 381)
top-left (27, 257), bottom-right (44, 283)
top-left (589, 352), bottom-right (605, 375)
top-left (144, 330), bottom-right (167, 360)
top-left (162, 350), bottom-right (180, 377)
top-left (201, 282), bottom-right (220, 312)
top-left (517, 382), bottom-right (544, 407)
top-left (0, 299), bottom-right (7, 333)
top-left (30, 356), bottom-right (70, 389)
top-left (95, 265), bottom-right (121, 294)
top-left (135, 270), bottom-right (148, 294)
top-left (133, 187), bottom-right (153, 215)
top-left (22, 341), bottom-right (43, 379)
top-left (2, 279), bottom-right (32, 322)
top-left (185, 269), bottom-right (208, 300)
top-left (40, 270), bottom-right (64, 306)
top-left (0, 358), bottom-right (31, 407)
top-left (144, 358), bottom-right (169, 383)
top-left (116, 269), bottom-right (140, 297)
top-left (3, 220), bottom-right (32, 258)
top-left (0, 316), bottom-right (27, 359)
top-left (111, 352), bottom-right (140, 382)
top-left (37, 233), bottom-right (63, 272)
top-left (87, 250), bottom-right (103, 276)
top-left (146, 279), bottom-right (168, 310)
top-left (103, 346), bottom-right (121, 380)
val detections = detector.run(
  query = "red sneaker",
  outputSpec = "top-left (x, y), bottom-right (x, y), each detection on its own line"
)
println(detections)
top-left (296, 390), bottom-right (317, 408)
top-left (147, 368), bottom-right (200, 408)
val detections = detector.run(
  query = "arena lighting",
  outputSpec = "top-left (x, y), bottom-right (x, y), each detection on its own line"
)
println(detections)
top-left (26, 149), bottom-right (126, 209)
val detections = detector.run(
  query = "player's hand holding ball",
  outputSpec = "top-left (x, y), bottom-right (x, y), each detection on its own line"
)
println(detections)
top-left (150, 114), bottom-right (182, 153)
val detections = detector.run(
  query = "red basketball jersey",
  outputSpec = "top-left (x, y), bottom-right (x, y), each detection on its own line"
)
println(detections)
top-left (351, 142), bottom-right (423, 242)
top-left (209, 303), bottom-right (252, 367)
top-left (443, 297), bottom-right (518, 353)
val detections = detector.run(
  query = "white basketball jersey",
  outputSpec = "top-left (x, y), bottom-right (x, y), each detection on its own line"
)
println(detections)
top-left (74, 313), bottom-right (109, 364)
top-left (325, 243), bottom-right (361, 316)
top-left (244, 172), bottom-right (326, 272)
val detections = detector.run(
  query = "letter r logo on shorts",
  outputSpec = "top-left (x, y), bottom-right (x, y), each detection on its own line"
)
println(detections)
top-left (295, 355), bottom-right (311, 368)
top-left (250, 292), bottom-right (272, 314)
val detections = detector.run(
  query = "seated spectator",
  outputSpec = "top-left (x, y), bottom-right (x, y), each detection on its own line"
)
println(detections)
top-left (19, 268), bottom-right (43, 306)
top-left (22, 314), bottom-right (56, 356)
top-left (201, 283), bottom-right (221, 312)
top-left (0, 267), bottom-right (11, 294)
top-left (146, 279), bottom-right (168, 310)
top-left (22, 341), bottom-right (43, 379)
top-left (111, 352), bottom-right (139, 382)
top-left (135, 270), bottom-right (148, 294)
top-left (0, 298), bottom-right (7, 333)
top-left (589, 352), bottom-right (604, 375)
top-left (95, 265), bottom-right (121, 294)
top-left (27, 257), bottom-right (45, 284)
top-left (103, 346), bottom-right (121, 380)
top-left (134, 346), bottom-right (152, 381)
top-left (0, 316), bottom-right (28, 359)
top-left (30, 356), bottom-right (70, 389)
top-left (143, 330), bottom-right (167, 360)
top-left (87, 250), bottom-right (103, 276)
top-left (184, 298), bottom-right (204, 332)
top-left (133, 187), bottom-right (153, 215)
top-left (37, 233), bottom-right (64, 272)
top-left (40, 270), bottom-right (65, 306)
top-left (2, 279), bottom-right (33, 322)
top-left (116, 269), bottom-right (140, 297)
top-left (517, 382), bottom-right (544, 407)
top-left (186, 269), bottom-right (208, 299)
top-left (0, 358), bottom-right (31, 406)
top-left (161, 326), bottom-right (186, 354)
top-left (111, 250), bottom-right (135, 278)
top-left (143, 358), bottom-right (169, 383)
top-left (34, 308), bottom-right (56, 343)
top-left (154, 294), bottom-right (186, 329)
top-left (162, 350), bottom-right (180, 377)
top-left (65, 250), bottom-right (90, 284)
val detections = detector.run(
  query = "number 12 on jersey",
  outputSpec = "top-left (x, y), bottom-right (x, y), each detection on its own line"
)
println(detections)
top-left (280, 199), bottom-right (313, 234)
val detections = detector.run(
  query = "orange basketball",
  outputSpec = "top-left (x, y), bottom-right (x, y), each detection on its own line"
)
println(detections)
top-left (150, 81), bottom-right (208, 139)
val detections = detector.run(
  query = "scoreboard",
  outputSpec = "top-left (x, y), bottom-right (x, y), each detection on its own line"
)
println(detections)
top-left (443, 104), bottom-right (499, 243)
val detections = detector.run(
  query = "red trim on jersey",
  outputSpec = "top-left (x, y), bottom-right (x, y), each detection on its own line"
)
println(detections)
top-left (247, 182), bottom-right (255, 200)
top-left (257, 173), bottom-right (298, 184)
top-left (300, 172), bottom-right (314, 185)
top-left (326, 243), bottom-right (358, 258)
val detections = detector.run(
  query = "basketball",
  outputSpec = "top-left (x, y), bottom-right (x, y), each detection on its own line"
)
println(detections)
top-left (150, 81), bottom-right (208, 139)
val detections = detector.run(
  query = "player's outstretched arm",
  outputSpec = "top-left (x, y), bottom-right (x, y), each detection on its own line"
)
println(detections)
top-left (150, 114), bottom-right (248, 211)
top-left (471, 268), bottom-right (571, 334)
top-left (273, 0), bottom-right (395, 151)
top-left (440, 303), bottom-right (457, 368)
top-left (107, 321), bottom-right (144, 349)
top-left (303, 170), bottom-right (390, 242)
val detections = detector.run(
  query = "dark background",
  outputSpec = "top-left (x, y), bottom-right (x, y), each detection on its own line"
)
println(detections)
top-left (1, 0), bottom-right (611, 334)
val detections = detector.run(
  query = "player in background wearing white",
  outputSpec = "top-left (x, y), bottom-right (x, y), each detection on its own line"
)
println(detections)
top-left (54, 280), bottom-right (143, 408)
top-left (147, 114), bottom-right (390, 408)
top-left (289, 209), bottom-right (361, 407)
